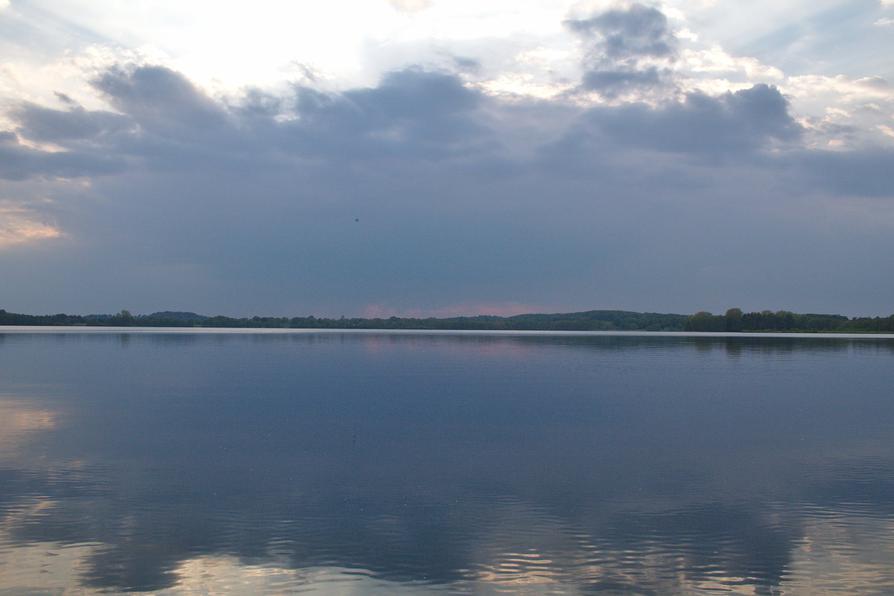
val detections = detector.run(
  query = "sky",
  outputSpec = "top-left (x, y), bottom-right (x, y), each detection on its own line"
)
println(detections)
top-left (0, 0), bottom-right (892, 317)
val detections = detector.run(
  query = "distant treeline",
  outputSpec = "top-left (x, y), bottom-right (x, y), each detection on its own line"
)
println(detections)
top-left (1, 307), bottom-right (892, 333)
top-left (0, 309), bottom-right (686, 331)
top-left (684, 308), bottom-right (894, 333)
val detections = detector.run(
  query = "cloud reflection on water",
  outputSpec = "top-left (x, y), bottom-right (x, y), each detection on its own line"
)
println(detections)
top-left (0, 332), bottom-right (893, 593)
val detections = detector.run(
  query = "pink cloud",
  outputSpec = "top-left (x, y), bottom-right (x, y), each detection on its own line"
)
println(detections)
top-left (360, 302), bottom-right (548, 318)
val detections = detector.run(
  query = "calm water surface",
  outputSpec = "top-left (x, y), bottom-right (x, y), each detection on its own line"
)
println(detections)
top-left (1, 330), bottom-right (893, 594)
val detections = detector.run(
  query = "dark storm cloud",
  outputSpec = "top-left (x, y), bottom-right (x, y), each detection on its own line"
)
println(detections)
top-left (565, 3), bottom-right (676, 59)
top-left (581, 66), bottom-right (663, 95)
top-left (231, 88), bottom-right (283, 119)
top-left (87, 65), bottom-right (279, 173)
top-left (12, 101), bottom-right (130, 142)
top-left (579, 84), bottom-right (802, 157)
top-left (0, 128), bottom-right (124, 180)
top-left (288, 68), bottom-right (489, 160)
top-left (1, 62), bottom-right (892, 316)
top-left (565, 3), bottom-right (677, 97)
top-left (17, 65), bottom-right (802, 177)
top-left (18, 65), bottom-right (493, 170)
top-left (92, 65), bottom-right (229, 137)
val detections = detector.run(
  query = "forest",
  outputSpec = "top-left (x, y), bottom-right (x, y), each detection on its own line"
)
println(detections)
top-left (1, 307), bottom-right (892, 333)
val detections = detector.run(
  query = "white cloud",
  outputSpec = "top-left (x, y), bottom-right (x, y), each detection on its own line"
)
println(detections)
top-left (0, 205), bottom-right (62, 249)
top-left (387, 0), bottom-right (432, 12)
top-left (786, 74), bottom-right (894, 101)
top-left (479, 73), bottom-right (571, 98)
top-left (782, 74), bottom-right (894, 147)
top-left (681, 46), bottom-right (784, 80)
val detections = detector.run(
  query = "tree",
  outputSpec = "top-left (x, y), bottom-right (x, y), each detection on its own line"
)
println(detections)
top-left (685, 311), bottom-right (726, 332)
top-left (725, 308), bottom-right (744, 332)
top-left (117, 310), bottom-right (134, 325)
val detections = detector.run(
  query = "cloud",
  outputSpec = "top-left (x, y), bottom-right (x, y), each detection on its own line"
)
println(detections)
top-left (565, 4), bottom-right (677, 60)
top-left (570, 84), bottom-right (801, 157)
top-left (680, 46), bottom-right (784, 81)
top-left (0, 205), bottom-right (61, 248)
top-left (0, 61), bottom-right (892, 316)
top-left (288, 68), bottom-right (489, 160)
top-left (581, 65), bottom-right (664, 95)
top-left (0, 129), bottom-right (124, 180)
top-left (565, 3), bottom-right (678, 98)
top-left (12, 101), bottom-right (129, 142)
top-left (856, 76), bottom-right (890, 89)
top-left (362, 301), bottom-right (546, 318)
top-left (386, 0), bottom-right (432, 12)
top-left (91, 65), bottom-right (227, 137)
top-left (0, 65), bottom-right (874, 199)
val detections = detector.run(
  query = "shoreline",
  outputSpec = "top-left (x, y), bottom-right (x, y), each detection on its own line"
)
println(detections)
top-left (2, 326), bottom-right (894, 339)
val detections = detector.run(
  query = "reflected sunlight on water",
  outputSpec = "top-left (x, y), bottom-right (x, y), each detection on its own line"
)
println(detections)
top-left (1, 331), bottom-right (893, 594)
top-left (0, 398), bottom-right (58, 458)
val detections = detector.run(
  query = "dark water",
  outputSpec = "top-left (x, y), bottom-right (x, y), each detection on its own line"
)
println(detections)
top-left (1, 330), bottom-right (894, 594)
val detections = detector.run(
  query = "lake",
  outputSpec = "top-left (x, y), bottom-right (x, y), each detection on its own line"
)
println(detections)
top-left (1, 329), bottom-right (893, 594)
